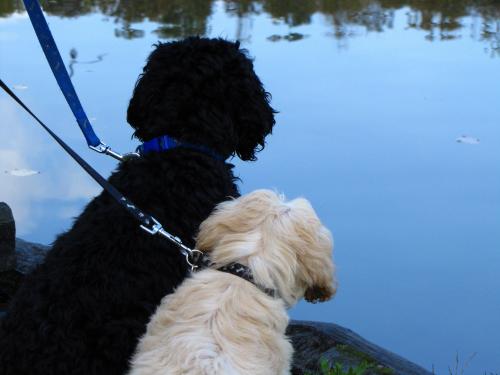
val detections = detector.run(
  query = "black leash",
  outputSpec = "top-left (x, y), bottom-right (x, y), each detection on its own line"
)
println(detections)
top-left (0, 79), bottom-right (201, 268)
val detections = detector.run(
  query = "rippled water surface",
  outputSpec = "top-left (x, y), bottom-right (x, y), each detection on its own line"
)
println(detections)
top-left (1, 1), bottom-right (499, 373)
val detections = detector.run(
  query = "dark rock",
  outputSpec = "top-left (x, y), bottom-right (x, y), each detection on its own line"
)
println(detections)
top-left (0, 270), bottom-right (23, 311)
top-left (288, 321), bottom-right (432, 375)
top-left (0, 237), bottom-right (50, 308)
top-left (15, 238), bottom-right (51, 274)
top-left (0, 202), bottom-right (16, 273)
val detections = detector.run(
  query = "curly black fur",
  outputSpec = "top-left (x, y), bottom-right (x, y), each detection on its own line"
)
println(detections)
top-left (0, 37), bottom-right (275, 375)
top-left (128, 37), bottom-right (275, 161)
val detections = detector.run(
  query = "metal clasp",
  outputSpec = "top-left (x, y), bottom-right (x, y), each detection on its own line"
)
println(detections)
top-left (89, 142), bottom-right (140, 161)
top-left (89, 142), bottom-right (110, 154)
top-left (139, 216), bottom-right (163, 236)
top-left (186, 249), bottom-right (204, 271)
top-left (140, 217), bottom-right (202, 271)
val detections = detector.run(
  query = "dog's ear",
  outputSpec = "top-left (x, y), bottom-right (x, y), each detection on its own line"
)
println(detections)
top-left (226, 46), bottom-right (276, 161)
top-left (233, 88), bottom-right (276, 161)
top-left (300, 231), bottom-right (336, 304)
top-left (304, 276), bottom-right (337, 304)
top-left (301, 229), bottom-right (337, 303)
top-left (288, 199), bottom-right (337, 304)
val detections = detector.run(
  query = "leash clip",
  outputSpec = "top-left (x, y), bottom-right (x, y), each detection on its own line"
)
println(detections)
top-left (89, 142), bottom-right (140, 161)
top-left (140, 217), bottom-right (202, 271)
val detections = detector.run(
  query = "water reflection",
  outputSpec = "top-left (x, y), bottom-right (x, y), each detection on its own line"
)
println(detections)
top-left (1, 0), bottom-right (499, 54)
top-left (68, 48), bottom-right (106, 77)
top-left (0, 98), bottom-right (99, 237)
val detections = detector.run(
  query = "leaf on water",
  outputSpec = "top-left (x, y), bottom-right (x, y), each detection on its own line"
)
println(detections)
top-left (456, 135), bottom-right (480, 145)
top-left (267, 34), bottom-right (282, 42)
top-left (12, 84), bottom-right (28, 90)
top-left (4, 168), bottom-right (40, 177)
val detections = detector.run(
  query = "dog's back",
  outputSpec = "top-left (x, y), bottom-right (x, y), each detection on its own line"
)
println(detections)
top-left (129, 269), bottom-right (292, 375)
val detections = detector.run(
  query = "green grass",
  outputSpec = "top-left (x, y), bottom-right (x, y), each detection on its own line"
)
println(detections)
top-left (334, 345), bottom-right (394, 375)
top-left (446, 352), bottom-right (477, 375)
top-left (306, 359), bottom-right (371, 375)
top-left (430, 351), bottom-right (499, 375)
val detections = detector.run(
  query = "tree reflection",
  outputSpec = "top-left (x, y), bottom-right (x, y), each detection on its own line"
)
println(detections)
top-left (0, 0), bottom-right (23, 16)
top-left (152, 0), bottom-right (212, 39)
top-left (0, 0), bottom-right (498, 55)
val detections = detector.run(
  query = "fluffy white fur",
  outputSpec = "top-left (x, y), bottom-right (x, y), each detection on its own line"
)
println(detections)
top-left (128, 190), bottom-right (336, 375)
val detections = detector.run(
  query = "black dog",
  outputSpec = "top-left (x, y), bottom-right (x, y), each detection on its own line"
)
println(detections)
top-left (0, 37), bottom-right (275, 375)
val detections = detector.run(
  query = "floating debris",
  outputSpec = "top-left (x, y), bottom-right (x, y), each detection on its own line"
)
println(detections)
top-left (284, 32), bottom-right (308, 42)
top-left (456, 135), bottom-right (480, 145)
top-left (12, 84), bottom-right (28, 90)
top-left (116, 27), bottom-right (145, 39)
top-left (4, 169), bottom-right (40, 177)
top-left (267, 34), bottom-right (282, 42)
top-left (267, 33), bottom-right (308, 42)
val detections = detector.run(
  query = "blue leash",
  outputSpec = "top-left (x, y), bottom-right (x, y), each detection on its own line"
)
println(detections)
top-left (23, 0), bottom-right (127, 160)
top-left (22, 0), bottom-right (223, 163)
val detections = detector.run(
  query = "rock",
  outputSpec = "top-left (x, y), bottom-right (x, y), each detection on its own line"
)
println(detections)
top-left (0, 202), bottom-right (16, 273)
top-left (15, 238), bottom-right (51, 275)
top-left (288, 321), bottom-right (432, 374)
top-left (0, 236), bottom-right (50, 309)
top-left (0, 270), bottom-right (23, 311)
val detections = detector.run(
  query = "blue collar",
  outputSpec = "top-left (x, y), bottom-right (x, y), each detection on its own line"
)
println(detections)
top-left (137, 135), bottom-right (225, 161)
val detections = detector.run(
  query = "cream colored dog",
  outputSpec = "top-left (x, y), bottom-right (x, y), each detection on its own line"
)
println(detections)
top-left (128, 189), bottom-right (336, 375)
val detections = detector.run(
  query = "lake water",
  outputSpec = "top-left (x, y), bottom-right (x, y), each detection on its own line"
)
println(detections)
top-left (1, 0), bottom-right (499, 373)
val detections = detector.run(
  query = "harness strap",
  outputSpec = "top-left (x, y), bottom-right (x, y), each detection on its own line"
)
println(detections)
top-left (0, 78), bottom-right (197, 266)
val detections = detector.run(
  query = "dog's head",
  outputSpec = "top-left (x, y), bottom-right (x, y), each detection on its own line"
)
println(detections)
top-left (195, 190), bottom-right (336, 306)
top-left (127, 37), bottom-right (276, 161)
